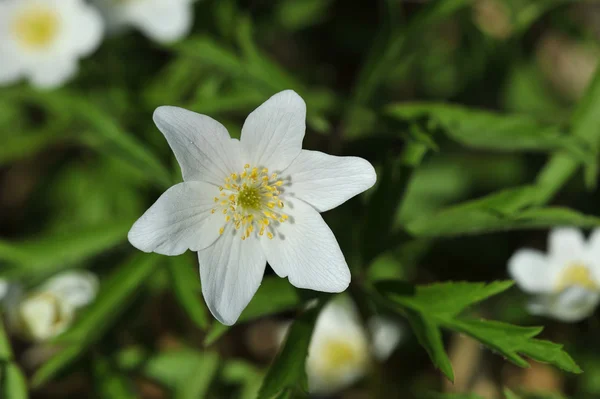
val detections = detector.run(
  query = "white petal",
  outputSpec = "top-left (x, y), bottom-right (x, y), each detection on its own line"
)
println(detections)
top-left (241, 90), bottom-right (306, 172)
top-left (153, 106), bottom-right (243, 185)
top-left (18, 291), bottom-right (75, 341)
top-left (0, 51), bottom-right (22, 86)
top-left (40, 270), bottom-right (99, 308)
top-left (548, 227), bottom-right (586, 266)
top-left (508, 249), bottom-right (555, 293)
top-left (281, 150), bottom-right (376, 212)
top-left (128, 181), bottom-right (222, 256)
top-left (528, 287), bottom-right (600, 322)
top-left (69, 2), bottom-right (104, 55)
top-left (28, 58), bottom-right (77, 89)
top-left (0, 279), bottom-right (9, 300)
top-left (261, 197), bottom-right (350, 292)
top-left (369, 316), bottom-right (403, 361)
top-left (198, 228), bottom-right (266, 325)
top-left (128, 1), bottom-right (193, 43)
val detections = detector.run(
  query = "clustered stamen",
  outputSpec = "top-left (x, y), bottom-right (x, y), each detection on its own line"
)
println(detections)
top-left (212, 164), bottom-right (288, 240)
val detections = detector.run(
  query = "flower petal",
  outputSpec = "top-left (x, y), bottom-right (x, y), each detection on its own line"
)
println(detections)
top-left (69, 1), bottom-right (104, 56)
top-left (368, 316), bottom-right (403, 361)
top-left (28, 58), bottom-right (78, 89)
top-left (261, 197), bottom-right (350, 292)
top-left (153, 106), bottom-right (242, 185)
top-left (128, 181), bottom-right (222, 255)
top-left (127, 0), bottom-right (192, 43)
top-left (281, 150), bottom-right (376, 212)
top-left (0, 279), bottom-right (8, 301)
top-left (198, 229), bottom-right (266, 325)
top-left (548, 227), bottom-right (586, 266)
top-left (40, 270), bottom-right (99, 308)
top-left (241, 90), bottom-right (306, 172)
top-left (527, 287), bottom-right (600, 322)
top-left (586, 228), bottom-right (600, 282)
top-left (508, 249), bottom-right (554, 293)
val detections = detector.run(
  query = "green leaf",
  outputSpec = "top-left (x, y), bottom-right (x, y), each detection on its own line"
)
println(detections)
top-left (0, 220), bottom-right (132, 279)
top-left (32, 253), bottom-right (161, 387)
top-left (385, 103), bottom-right (589, 155)
top-left (204, 277), bottom-right (300, 346)
top-left (374, 281), bottom-right (581, 378)
top-left (536, 64), bottom-right (600, 200)
top-left (0, 129), bottom-right (61, 167)
top-left (168, 255), bottom-right (208, 330)
top-left (449, 319), bottom-right (581, 373)
top-left (93, 355), bottom-right (136, 399)
top-left (503, 389), bottom-right (521, 399)
top-left (257, 306), bottom-right (320, 399)
top-left (0, 319), bottom-right (28, 399)
top-left (176, 36), bottom-right (244, 75)
top-left (275, 0), bottom-right (335, 30)
top-left (420, 393), bottom-right (484, 399)
top-left (221, 360), bottom-right (262, 399)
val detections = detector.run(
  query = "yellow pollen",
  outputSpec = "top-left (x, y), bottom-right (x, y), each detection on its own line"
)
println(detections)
top-left (322, 340), bottom-right (359, 369)
top-left (556, 263), bottom-right (598, 292)
top-left (213, 164), bottom-right (289, 241)
top-left (12, 6), bottom-right (59, 50)
top-left (219, 227), bottom-right (224, 235)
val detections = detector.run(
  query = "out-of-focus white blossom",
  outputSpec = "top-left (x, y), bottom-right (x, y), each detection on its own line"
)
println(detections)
top-left (279, 298), bottom-right (403, 396)
top-left (509, 227), bottom-right (600, 322)
top-left (0, 0), bottom-right (104, 88)
top-left (94, 0), bottom-right (194, 44)
top-left (0, 279), bottom-right (9, 300)
top-left (7, 270), bottom-right (99, 341)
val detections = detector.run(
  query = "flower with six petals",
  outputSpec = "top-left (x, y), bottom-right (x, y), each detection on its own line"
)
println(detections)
top-left (128, 90), bottom-right (377, 325)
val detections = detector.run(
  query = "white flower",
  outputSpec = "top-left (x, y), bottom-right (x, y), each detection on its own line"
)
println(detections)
top-left (0, 279), bottom-right (9, 301)
top-left (94, 0), bottom-right (194, 44)
top-left (0, 0), bottom-right (104, 89)
top-left (509, 227), bottom-right (600, 322)
top-left (301, 299), bottom-right (402, 395)
top-left (7, 270), bottom-right (99, 341)
top-left (128, 90), bottom-right (377, 325)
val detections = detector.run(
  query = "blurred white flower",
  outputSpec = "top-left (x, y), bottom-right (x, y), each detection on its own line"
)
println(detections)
top-left (0, 0), bottom-right (104, 89)
top-left (128, 90), bottom-right (377, 326)
top-left (509, 227), bottom-right (600, 322)
top-left (7, 270), bottom-right (99, 342)
top-left (0, 279), bottom-right (9, 300)
top-left (294, 299), bottom-right (402, 396)
top-left (94, 0), bottom-right (194, 44)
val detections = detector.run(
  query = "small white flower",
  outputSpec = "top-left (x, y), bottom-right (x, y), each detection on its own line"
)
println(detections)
top-left (0, 0), bottom-right (104, 89)
top-left (7, 270), bottom-right (99, 341)
top-left (128, 90), bottom-right (377, 325)
top-left (509, 227), bottom-right (600, 322)
top-left (94, 0), bottom-right (194, 44)
top-left (0, 279), bottom-right (9, 301)
top-left (301, 299), bottom-right (402, 395)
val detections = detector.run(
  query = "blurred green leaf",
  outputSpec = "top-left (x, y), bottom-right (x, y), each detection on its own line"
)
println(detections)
top-left (421, 392), bottom-right (484, 399)
top-left (204, 277), bottom-right (300, 346)
top-left (0, 319), bottom-right (28, 399)
top-left (168, 254), bottom-right (208, 331)
top-left (221, 360), bottom-right (263, 399)
top-left (503, 389), bottom-right (521, 399)
top-left (536, 64), bottom-right (600, 199)
top-left (0, 129), bottom-right (60, 166)
top-left (32, 253), bottom-right (161, 387)
top-left (0, 220), bottom-right (132, 279)
top-left (386, 103), bottom-right (589, 155)
top-left (257, 306), bottom-right (320, 399)
top-left (275, 0), bottom-right (334, 31)
top-left (93, 355), bottom-right (136, 399)
top-left (375, 281), bottom-right (581, 378)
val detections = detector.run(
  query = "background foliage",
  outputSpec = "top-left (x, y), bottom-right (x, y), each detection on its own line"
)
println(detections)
top-left (2, 0), bottom-right (600, 397)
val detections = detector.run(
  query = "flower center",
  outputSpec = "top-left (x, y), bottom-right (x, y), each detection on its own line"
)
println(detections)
top-left (12, 6), bottom-right (60, 50)
top-left (555, 263), bottom-right (598, 292)
top-left (322, 339), bottom-right (360, 370)
top-left (212, 164), bottom-right (288, 240)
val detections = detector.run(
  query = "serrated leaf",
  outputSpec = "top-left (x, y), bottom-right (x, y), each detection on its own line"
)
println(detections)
top-left (386, 103), bottom-right (589, 156)
top-left (168, 255), bottom-right (208, 330)
top-left (449, 319), bottom-right (582, 373)
top-left (204, 277), bottom-right (300, 346)
top-left (0, 220), bottom-right (132, 279)
top-left (257, 306), bottom-right (320, 399)
top-left (32, 253), bottom-right (161, 387)
top-left (0, 319), bottom-right (28, 399)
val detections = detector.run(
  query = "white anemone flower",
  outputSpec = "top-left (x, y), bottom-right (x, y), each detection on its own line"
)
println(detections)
top-left (509, 227), bottom-right (600, 322)
top-left (128, 90), bottom-right (377, 325)
top-left (8, 270), bottom-right (99, 341)
top-left (94, 0), bottom-right (194, 44)
top-left (0, 0), bottom-right (104, 89)
top-left (0, 279), bottom-right (9, 301)
top-left (300, 299), bottom-right (402, 395)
